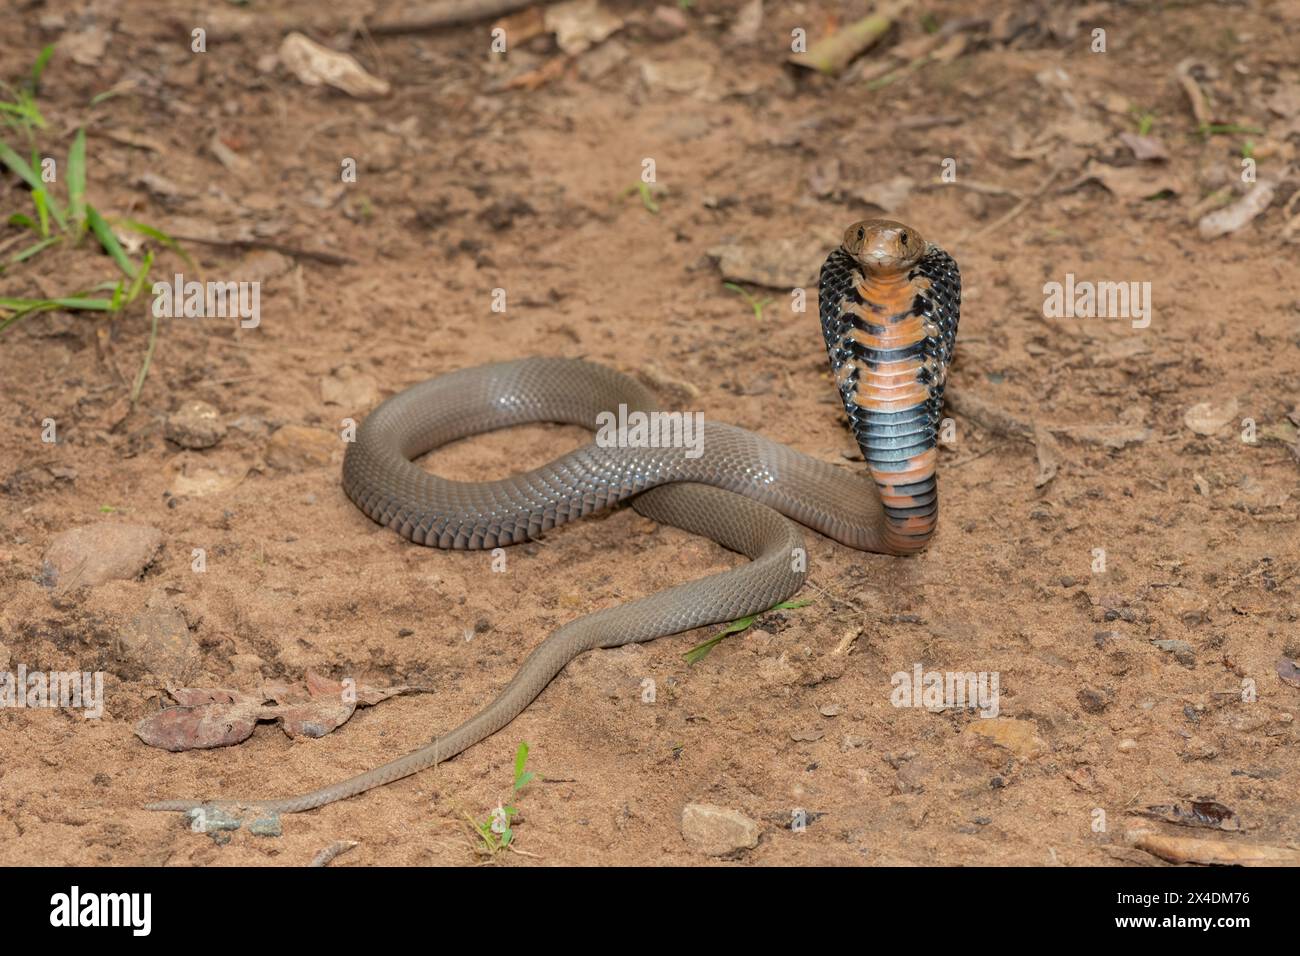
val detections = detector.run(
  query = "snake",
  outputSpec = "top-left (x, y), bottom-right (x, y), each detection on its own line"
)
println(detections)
top-left (146, 219), bottom-right (961, 815)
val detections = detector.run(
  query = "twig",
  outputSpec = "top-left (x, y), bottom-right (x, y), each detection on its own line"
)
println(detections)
top-left (164, 233), bottom-right (356, 266)
top-left (957, 166), bottom-right (1064, 244)
top-left (130, 306), bottom-right (161, 407)
top-left (369, 0), bottom-right (548, 34)
top-left (1175, 58), bottom-right (1212, 130)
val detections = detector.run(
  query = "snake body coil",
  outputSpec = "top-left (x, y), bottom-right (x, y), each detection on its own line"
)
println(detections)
top-left (146, 220), bottom-right (960, 815)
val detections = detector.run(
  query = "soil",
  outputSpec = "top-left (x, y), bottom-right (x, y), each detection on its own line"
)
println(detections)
top-left (1, 0), bottom-right (1298, 867)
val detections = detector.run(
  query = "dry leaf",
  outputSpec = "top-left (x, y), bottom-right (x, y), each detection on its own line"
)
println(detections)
top-left (1079, 160), bottom-right (1179, 201)
top-left (1033, 424), bottom-right (1061, 488)
top-left (1133, 800), bottom-right (1242, 831)
top-left (1129, 830), bottom-right (1300, 866)
top-left (134, 674), bottom-right (429, 750)
top-left (1198, 180), bottom-right (1277, 239)
top-left (1118, 132), bottom-right (1170, 161)
top-left (1184, 398), bottom-right (1239, 435)
top-left (279, 32), bottom-right (390, 98)
top-left (545, 0), bottom-right (624, 55)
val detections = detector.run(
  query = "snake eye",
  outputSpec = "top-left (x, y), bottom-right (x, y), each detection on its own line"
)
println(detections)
top-left (856, 227), bottom-right (865, 241)
top-left (899, 231), bottom-right (908, 246)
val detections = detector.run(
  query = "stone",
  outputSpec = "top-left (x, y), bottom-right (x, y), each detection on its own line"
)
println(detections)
top-left (42, 523), bottom-right (163, 589)
top-left (681, 803), bottom-right (760, 856)
top-left (121, 591), bottom-right (199, 680)
top-left (165, 400), bottom-right (226, 449)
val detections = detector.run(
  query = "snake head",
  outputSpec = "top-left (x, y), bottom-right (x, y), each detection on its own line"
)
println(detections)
top-left (841, 219), bottom-right (927, 274)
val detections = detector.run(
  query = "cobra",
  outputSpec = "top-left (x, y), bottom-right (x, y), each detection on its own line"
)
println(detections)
top-left (147, 219), bottom-right (961, 815)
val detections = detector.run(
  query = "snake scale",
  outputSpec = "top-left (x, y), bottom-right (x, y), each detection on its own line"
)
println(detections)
top-left (146, 219), bottom-right (961, 815)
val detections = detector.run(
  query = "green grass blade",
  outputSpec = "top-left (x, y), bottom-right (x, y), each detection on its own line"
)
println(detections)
top-left (86, 204), bottom-right (136, 277)
top-left (0, 295), bottom-right (115, 310)
top-left (118, 219), bottom-right (196, 271)
top-left (30, 45), bottom-right (54, 88)
top-left (32, 188), bottom-right (50, 237)
top-left (0, 140), bottom-right (66, 228)
top-left (124, 250), bottom-right (154, 304)
top-left (9, 235), bottom-right (60, 263)
top-left (67, 127), bottom-right (86, 230)
top-left (684, 599), bottom-right (815, 664)
top-left (131, 306), bottom-right (161, 405)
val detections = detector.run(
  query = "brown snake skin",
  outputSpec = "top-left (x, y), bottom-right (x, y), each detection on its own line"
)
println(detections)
top-left (146, 220), bottom-right (960, 815)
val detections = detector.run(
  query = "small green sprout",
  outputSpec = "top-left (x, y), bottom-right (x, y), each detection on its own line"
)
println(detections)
top-left (724, 282), bottom-right (774, 321)
top-left (685, 599), bottom-right (814, 664)
top-left (467, 742), bottom-right (540, 855)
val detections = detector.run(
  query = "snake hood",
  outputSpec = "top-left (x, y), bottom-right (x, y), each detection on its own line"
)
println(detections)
top-left (819, 220), bottom-right (961, 552)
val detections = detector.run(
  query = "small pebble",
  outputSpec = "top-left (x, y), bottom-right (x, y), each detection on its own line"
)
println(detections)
top-left (249, 814), bottom-right (283, 837)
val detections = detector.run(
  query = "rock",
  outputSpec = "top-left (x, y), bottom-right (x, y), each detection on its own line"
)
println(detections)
top-left (707, 235), bottom-right (830, 289)
top-left (840, 734), bottom-right (867, 751)
top-left (187, 807), bottom-right (242, 833)
top-left (121, 591), bottom-right (200, 680)
top-left (1184, 398), bottom-right (1239, 436)
top-left (1077, 687), bottom-right (1112, 713)
top-left (248, 813), bottom-right (283, 837)
top-left (961, 717), bottom-right (1048, 760)
top-left (545, 0), bottom-right (624, 55)
top-left (166, 452), bottom-right (247, 497)
top-left (42, 523), bottom-right (163, 589)
top-left (1152, 638), bottom-right (1196, 667)
top-left (681, 803), bottom-right (760, 856)
top-left (320, 366), bottom-right (379, 410)
top-left (819, 702), bottom-right (843, 717)
top-left (790, 728), bottom-right (825, 742)
top-left (266, 425), bottom-right (339, 470)
top-left (166, 400), bottom-right (227, 449)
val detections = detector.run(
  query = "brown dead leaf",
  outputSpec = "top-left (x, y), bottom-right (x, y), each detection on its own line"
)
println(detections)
top-left (1078, 160), bottom-right (1179, 201)
top-left (1133, 800), bottom-right (1242, 831)
top-left (1129, 830), bottom-right (1300, 866)
top-left (1033, 424), bottom-right (1061, 488)
top-left (1118, 132), bottom-right (1170, 162)
top-left (279, 32), bottom-right (390, 98)
top-left (1198, 180), bottom-right (1277, 239)
top-left (134, 673), bottom-right (430, 750)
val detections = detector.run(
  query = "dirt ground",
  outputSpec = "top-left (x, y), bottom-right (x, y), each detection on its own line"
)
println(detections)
top-left (1, 0), bottom-right (1298, 867)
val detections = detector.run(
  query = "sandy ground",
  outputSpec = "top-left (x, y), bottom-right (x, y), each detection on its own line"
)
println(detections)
top-left (1, 0), bottom-right (1299, 866)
